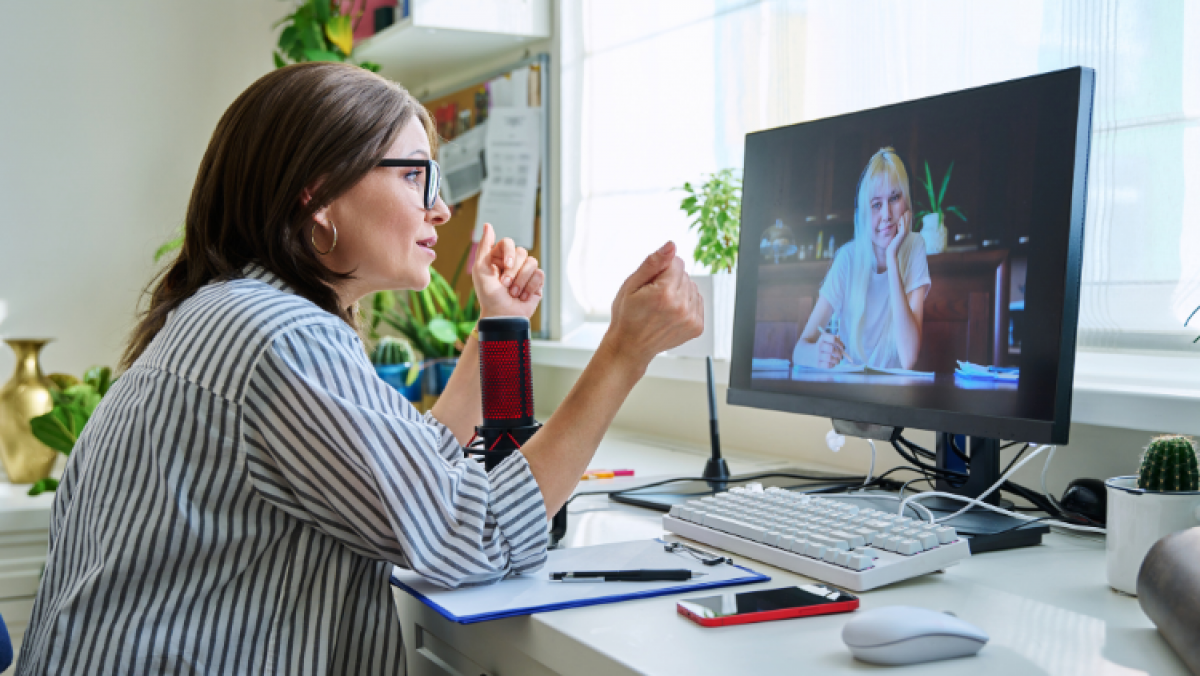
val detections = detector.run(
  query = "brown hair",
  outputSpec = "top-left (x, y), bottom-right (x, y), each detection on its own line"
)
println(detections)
top-left (122, 62), bottom-right (437, 369)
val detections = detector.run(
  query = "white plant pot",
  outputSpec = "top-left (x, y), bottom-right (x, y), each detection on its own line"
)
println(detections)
top-left (921, 213), bottom-right (946, 254)
top-left (1105, 475), bottom-right (1200, 595)
top-left (671, 271), bottom-right (736, 360)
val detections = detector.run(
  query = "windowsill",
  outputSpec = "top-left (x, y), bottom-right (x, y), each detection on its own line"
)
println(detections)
top-left (533, 323), bottom-right (1200, 434)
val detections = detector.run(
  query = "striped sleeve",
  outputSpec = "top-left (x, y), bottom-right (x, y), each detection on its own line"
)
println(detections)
top-left (240, 322), bottom-right (549, 589)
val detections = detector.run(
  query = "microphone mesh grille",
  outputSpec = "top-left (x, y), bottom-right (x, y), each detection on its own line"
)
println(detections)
top-left (479, 339), bottom-right (534, 420)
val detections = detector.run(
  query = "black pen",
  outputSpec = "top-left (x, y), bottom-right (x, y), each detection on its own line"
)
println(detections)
top-left (549, 569), bottom-right (706, 582)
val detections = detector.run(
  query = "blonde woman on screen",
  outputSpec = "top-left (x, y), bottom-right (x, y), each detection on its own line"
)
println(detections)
top-left (792, 147), bottom-right (931, 370)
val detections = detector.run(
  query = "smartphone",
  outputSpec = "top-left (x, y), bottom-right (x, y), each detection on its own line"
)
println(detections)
top-left (677, 584), bottom-right (859, 627)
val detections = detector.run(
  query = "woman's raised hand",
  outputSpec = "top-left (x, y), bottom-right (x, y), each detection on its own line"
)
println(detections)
top-left (815, 332), bottom-right (846, 369)
top-left (886, 208), bottom-right (912, 263)
top-left (604, 242), bottom-right (704, 369)
top-left (472, 222), bottom-right (544, 319)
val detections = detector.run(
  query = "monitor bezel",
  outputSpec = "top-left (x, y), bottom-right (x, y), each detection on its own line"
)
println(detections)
top-left (727, 67), bottom-right (1095, 444)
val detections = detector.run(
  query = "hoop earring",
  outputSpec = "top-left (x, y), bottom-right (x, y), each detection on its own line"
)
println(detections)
top-left (312, 219), bottom-right (337, 255)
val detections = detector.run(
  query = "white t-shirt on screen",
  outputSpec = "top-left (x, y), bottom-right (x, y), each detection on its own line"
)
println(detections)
top-left (817, 238), bottom-right (931, 369)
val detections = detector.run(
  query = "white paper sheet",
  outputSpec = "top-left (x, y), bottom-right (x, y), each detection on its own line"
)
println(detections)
top-left (439, 122), bottom-right (487, 204)
top-left (488, 67), bottom-right (531, 108)
top-left (391, 539), bottom-right (767, 624)
top-left (473, 107), bottom-right (542, 248)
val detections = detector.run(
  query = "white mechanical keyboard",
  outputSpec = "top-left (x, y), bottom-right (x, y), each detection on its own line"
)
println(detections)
top-left (663, 485), bottom-right (971, 591)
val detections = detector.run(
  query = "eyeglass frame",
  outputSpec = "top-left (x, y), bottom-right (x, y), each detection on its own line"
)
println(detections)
top-left (378, 158), bottom-right (442, 210)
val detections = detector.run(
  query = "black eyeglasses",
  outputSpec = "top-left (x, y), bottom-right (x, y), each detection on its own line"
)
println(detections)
top-left (378, 158), bottom-right (442, 210)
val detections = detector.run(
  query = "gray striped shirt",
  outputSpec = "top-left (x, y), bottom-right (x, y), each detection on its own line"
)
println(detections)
top-left (17, 267), bottom-right (548, 675)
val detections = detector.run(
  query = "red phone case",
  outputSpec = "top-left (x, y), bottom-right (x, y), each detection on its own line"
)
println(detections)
top-left (677, 596), bottom-right (859, 627)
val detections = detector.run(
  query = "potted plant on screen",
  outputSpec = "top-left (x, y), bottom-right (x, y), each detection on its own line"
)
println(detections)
top-left (915, 161), bottom-right (967, 255)
top-left (673, 168), bottom-right (741, 360)
top-left (1104, 435), bottom-right (1200, 595)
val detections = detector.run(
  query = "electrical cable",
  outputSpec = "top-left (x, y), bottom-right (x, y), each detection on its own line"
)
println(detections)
top-left (568, 471), bottom-right (868, 508)
top-left (1001, 443), bottom-right (1031, 476)
top-left (898, 445), bottom-right (1107, 534)
top-left (864, 439), bottom-right (876, 485)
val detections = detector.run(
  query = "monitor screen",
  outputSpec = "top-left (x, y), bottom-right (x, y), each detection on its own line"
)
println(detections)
top-left (728, 68), bottom-right (1094, 444)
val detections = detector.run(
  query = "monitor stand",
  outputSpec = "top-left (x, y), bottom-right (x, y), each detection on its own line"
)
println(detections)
top-left (930, 434), bottom-right (1049, 553)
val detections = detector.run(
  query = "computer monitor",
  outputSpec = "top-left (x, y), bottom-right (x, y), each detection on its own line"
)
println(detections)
top-left (727, 68), bottom-right (1094, 542)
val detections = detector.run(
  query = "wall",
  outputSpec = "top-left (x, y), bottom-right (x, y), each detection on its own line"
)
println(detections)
top-left (0, 0), bottom-right (284, 380)
top-left (534, 363), bottom-right (1157, 499)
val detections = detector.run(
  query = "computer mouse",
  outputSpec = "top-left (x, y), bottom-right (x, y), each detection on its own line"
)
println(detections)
top-left (1060, 478), bottom-right (1107, 525)
top-left (842, 606), bottom-right (989, 665)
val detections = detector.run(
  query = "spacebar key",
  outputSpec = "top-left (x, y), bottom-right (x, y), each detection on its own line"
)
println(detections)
top-left (704, 514), bottom-right (765, 540)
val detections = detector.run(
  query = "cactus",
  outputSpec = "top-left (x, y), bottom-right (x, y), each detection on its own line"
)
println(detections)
top-left (1137, 435), bottom-right (1200, 491)
top-left (371, 336), bottom-right (415, 366)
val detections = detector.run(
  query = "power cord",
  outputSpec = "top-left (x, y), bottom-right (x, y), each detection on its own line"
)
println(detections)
top-left (898, 445), bottom-right (1107, 534)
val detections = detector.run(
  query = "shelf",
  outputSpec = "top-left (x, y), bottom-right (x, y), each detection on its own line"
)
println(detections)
top-left (355, 0), bottom-right (550, 95)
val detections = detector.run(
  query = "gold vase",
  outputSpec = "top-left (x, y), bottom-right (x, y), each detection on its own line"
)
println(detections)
top-left (0, 339), bottom-right (58, 483)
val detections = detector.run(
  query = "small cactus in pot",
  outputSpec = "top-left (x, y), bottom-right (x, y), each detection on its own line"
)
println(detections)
top-left (1137, 435), bottom-right (1199, 492)
top-left (371, 336), bottom-right (415, 366)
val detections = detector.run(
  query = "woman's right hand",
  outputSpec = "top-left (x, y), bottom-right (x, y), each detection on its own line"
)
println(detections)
top-left (815, 332), bottom-right (845, 368)
top-left (603, 242), bottom-right (704, 369)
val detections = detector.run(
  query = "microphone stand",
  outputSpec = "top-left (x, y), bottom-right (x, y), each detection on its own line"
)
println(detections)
top-left (702, 356), bottom-right (731, 490)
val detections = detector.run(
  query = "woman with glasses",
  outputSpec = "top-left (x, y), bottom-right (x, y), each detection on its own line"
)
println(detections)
top-left (792, 147), bottom-right (931, 371)
top-left (17, 62), bottom-right (703, 676)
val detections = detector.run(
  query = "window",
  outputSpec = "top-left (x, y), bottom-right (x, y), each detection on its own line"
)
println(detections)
top-left (564, 0), bottom-right (1200, 353)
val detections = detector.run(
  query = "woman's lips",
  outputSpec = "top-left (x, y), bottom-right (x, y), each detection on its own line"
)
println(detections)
top-left (417, 236), bottom-right (437, 257)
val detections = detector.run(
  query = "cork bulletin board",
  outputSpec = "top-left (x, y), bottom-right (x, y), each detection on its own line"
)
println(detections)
top-left (418, 55), bottom-right (548, 335)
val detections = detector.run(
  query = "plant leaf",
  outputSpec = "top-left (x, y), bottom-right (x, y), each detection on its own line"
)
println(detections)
top-left (28, 477), bottom-right (59, 496)
top-left (273, 51), bottom-right (288, 69)
top-left (428, 317), bottom-right (458, 345)
top-left (923, 162), bottom-right (937, 209)
top-left (945, 205), bottom-right (967, 222)
top-left (303, 48), bottom-right (344, 63)
top-left (154, 230), bottom-right (184, 263)
top-left (84, 366), bottom-right (113, 396)
top-left (30, 406), bottom-right (87, 454)
top-left (938, 161), bottom-right (954, 210)
top-left (358, 61), bottom-right (382, 73)
top-left (312, 0), bottom-right (331, 24)
top-left (324, 14), bottom-right (354, 56)
top-left (405, 363), bottom-right (421, 387)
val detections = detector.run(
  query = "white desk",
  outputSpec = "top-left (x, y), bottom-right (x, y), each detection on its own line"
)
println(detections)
top-left (392, 432), bottom-right (1188, 676)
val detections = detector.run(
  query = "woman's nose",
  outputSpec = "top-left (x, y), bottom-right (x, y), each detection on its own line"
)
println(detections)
top-left (428, 197), bottom-right (451, 226)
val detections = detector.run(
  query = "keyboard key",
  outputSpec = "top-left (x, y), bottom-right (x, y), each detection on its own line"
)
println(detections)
top-left (895, 539), bottom-right (921, 556)
top-left (935, 527), bottom-right (957, 544)
top-left (834, 550), bottom-right (852, 566)
top-left (804, 542), bottom-right (827, 559)
top-left (761, 531), bottom-right (781, 546)
top-left (917, 532), bottom-right (940, 549)
top-left (847, 553), bottom-right (872, 571)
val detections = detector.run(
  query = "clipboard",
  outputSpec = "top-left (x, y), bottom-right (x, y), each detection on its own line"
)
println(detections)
top-left (391, 538), bottom-right (769, 624)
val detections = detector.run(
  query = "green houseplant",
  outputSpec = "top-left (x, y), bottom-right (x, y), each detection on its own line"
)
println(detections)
top-left (25, 366), bottom-right (114, 495)
top-left (678, 168), bottom-right (742, 275)
top-left (673, 169), bottom-right (742, 359)
top-left (915, 161), bottom-right (967, 255)
top-left (274, 0), bottom-right (380, 72)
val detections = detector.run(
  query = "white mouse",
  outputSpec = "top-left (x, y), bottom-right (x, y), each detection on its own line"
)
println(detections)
top-left (842, 606), bottom-right (989, 666)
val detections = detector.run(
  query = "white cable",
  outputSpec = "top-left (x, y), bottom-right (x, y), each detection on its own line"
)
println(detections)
top-left (865, 439), bottom-right (876, 486)
top-left (898, 444), bottom-right (1107, 534)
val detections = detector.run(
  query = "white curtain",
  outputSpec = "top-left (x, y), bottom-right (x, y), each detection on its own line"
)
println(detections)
top-left (564, 0), bottom-right (1200, 352)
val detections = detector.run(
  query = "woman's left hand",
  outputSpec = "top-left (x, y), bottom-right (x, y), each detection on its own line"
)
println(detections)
top-left (886, 208), bottom-right (912, 263)
top-left (472, 222), bottom-right (544, 319)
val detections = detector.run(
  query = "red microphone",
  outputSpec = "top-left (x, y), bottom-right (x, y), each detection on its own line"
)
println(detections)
top-left (466, 317), bottom-right (566, 544)
top-left (471, 317), bottom-right (541, 467)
